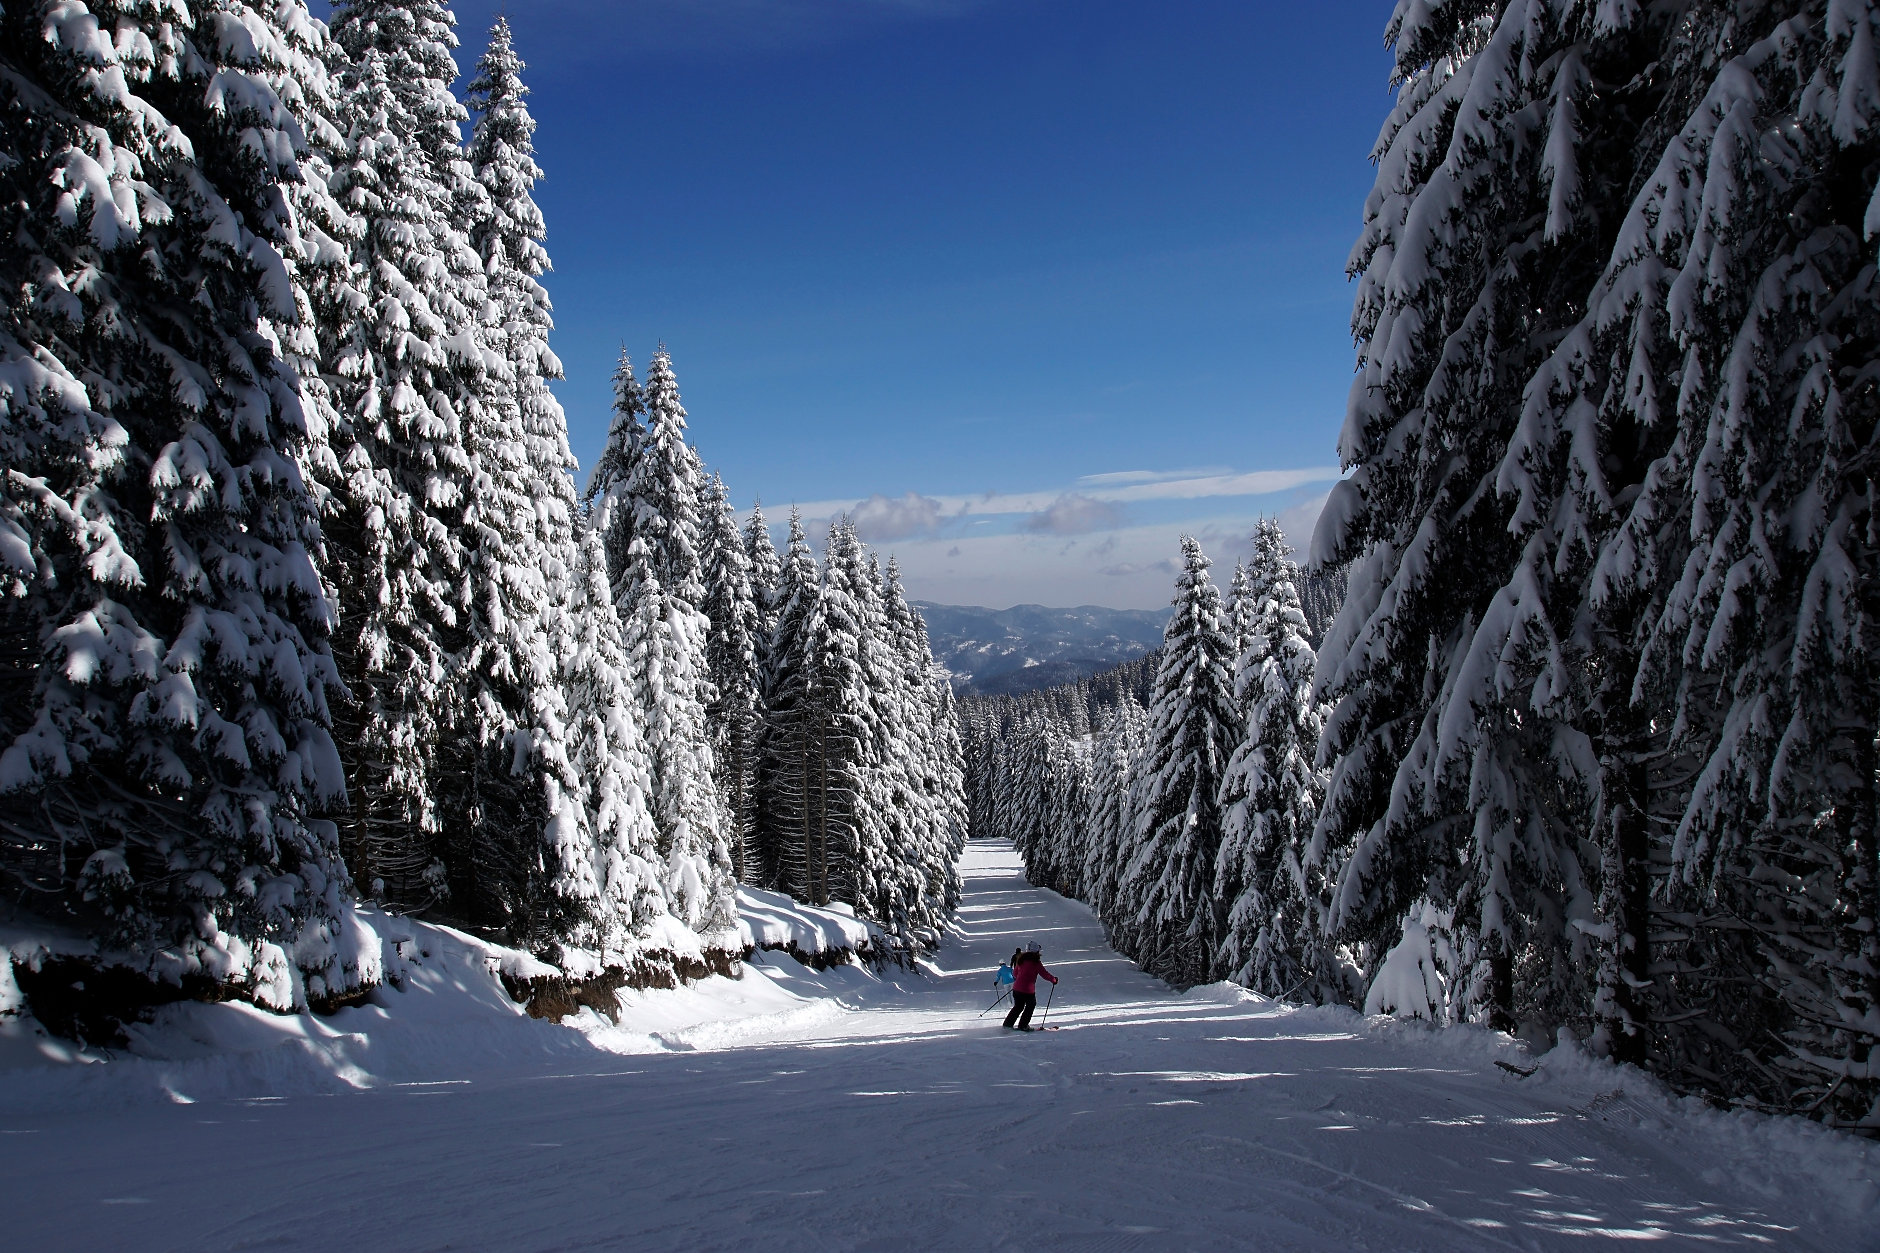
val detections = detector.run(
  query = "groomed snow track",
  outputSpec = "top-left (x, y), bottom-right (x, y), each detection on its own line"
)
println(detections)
top-left (3, 840), bottom-right (1872, 1251)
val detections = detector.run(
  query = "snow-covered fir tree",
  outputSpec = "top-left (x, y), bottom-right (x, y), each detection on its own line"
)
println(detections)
top-left (558, 520), bottom-right (665, 961)
top-left (596, 349), bottom-right (733, 936)
top-left (1213, 521), bottom-right (1334, 998)
top-left (1302, 0), bottom-right (1880, 1121)
top-left (1223, 560), bottom-right (1256, 664)
top-left (883, 558), bottom-right (965, 927)
top-left (811, 520), bottom-right (880, 911)
top-left (744, 501), bottom-right (783, 642)
top-left (584, 351), bottom-right (642, 547)
top-left (1124, 537), bottom-right (1239, 988)
top-left (700, 474), bottom-right (762, 882)
top-left (0, 0), bottom-right (360, 1002)
top-left (753, 509), bottom-right (822, 899)
top-left (417, 15), bottom-right (615, 947)
top-left (319, 0), bottom-right (489, 914)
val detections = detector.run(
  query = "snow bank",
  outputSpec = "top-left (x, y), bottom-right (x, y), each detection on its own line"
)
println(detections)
top-left (736, 886), bottom-right (888, 968)
top-left (0, 900), bottom-right (895, 1112)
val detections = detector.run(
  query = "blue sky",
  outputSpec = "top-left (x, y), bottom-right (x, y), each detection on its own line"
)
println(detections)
top-left (342, 0), bottom-right (1401, 608)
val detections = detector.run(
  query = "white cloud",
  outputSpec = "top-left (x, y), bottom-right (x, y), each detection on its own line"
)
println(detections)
top-left (752, 464), bottom-right (1348, 608)
top-left (1098, 468), bottom-right (1342, 504)
top-left (1276, 492), bottom-right (1331, 560)
top-left (1099, 559), bottom-right (1177, 578)
top-left (783, 463), bottom-right (1343, 524)
top-left (1023, 493), bottom-right (1124, 535)
top-left (848, 492), bottom-right (944, 542)
top-left (1075, 466), bottom-right (1231, 487)
top-left (879, 522), bottom-right (1229, 608)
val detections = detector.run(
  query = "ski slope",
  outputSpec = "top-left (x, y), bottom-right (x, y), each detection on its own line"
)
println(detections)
top-left (3, 841), bottom-right (1874, 1251)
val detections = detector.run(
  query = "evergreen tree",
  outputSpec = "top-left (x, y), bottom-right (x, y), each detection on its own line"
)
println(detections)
top-left (420, 15), bottom-right (603, 947)
top-left (1525, 0), bottom-right (1880, 1114)
top-left (1223, 560), bottom-right (1256, 664)
top-left (1312, 0), bottom-right (1880, 1122)
top-left (320, 0), bottom-right (487, 914)
top-left (1125, 538), bottom-right (1238, 987)
top-left (0, 0), bottom-right (358, 1000)
top-left (1089, 698), bottom-right (1148, 941)
top-left (246, 4), bottom-right (355, 502)
top-left (884, 558), bottom-right (965, 927)
top-left (584, 350), bottom-right (643, 557)
top-left (745, 500), bottom-right (782, 642)
top-left (601, 349), bottom-right (733, 936)
top-left (701, 474), bottom-right (761, 882)
top-left (554, 521), bottom-right (664, 961)
top-left (1214, 521), bottom-right (1332, 997)
top-left (813, 520), bottom-right (878, 911)
top-left (754, 510), bottom-right (822, 897)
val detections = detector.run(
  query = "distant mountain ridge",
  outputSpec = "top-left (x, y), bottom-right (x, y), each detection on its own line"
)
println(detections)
top-left (914, 602), bottom-right (1170, 697)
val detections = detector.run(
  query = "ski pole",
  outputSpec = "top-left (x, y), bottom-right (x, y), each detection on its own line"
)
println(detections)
top-left (1040, 982), bottom-right (1056, 1026)
top-left (977, 988), bottom-right (1011, 1017)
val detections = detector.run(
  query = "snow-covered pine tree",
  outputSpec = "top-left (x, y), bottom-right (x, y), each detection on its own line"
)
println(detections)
top-left (858, 550), bottom-right (919, 944)
top-left (700, 473), bottom-right (762, 882)
top-left (559, 519), bottom-right (664, 961)
top-left (0, 0), bottom-right (361, 1002)
top-left (927, 680), bottom-right (970, 916)
top-left (1003, 712), bottom-right (1056, 882)
top-left (584, 350), bottom-right (643, 566)
top-left (1310, 0), bottom-right (1649, 1031)
top-left (1214, 521), bottom-right (1333, 998)
top-left (963, 709), bottom-right (1003, 841)
top-left (745, 500), bottom-right (782, 643)
top-left (1499, 1), bottom-right (1880, 1117)
top-left (1088, 697), bottom-right (1149, 944)
top-left (1224, 560), bottom-right (1256, 665)
top-left (812, 520), bottom-right (885, 917)
top-left (753, 509), bottom-right (821, 898)
top-left (603, 349), bottom-right (734, 937)
top-left (418, 14), bottom-right (607, 947)
top-left (237, 4), bottom-right (355, 504)
top-left (1042, 731), bottom-right (1093, 900)
top-left (1296, 565), bottom-right (1347, 649)
top-left (1320, 0), bottom-right (1880, 1123)
top-left (319, 0), bottom-right (488, 914)
top-left (1125, 538), bottom-right (1238, 987)
top-left (884, 558), bottom-right (964, 929)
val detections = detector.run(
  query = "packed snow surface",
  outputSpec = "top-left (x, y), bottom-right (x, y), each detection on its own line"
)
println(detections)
top-left (3, 842), bottom-right (1874, 1251)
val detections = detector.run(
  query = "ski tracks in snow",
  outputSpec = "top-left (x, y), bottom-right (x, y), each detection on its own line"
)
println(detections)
top-left (3, 840), bottom-right (1874, 1252)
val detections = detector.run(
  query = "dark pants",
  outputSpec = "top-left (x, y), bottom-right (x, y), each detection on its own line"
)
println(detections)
top-left (1003, 991), bottom-right (1037, 1029)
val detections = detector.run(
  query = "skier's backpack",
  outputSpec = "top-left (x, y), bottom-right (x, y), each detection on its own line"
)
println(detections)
top-left (996, 963), bottom-right (1014, 987)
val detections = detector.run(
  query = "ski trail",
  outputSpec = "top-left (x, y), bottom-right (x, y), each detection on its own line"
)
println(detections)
top-left (2, 840), bottom-right (1869, 1252)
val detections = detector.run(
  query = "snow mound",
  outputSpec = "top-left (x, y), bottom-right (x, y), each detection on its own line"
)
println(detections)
top-left (736, 886), bottom-right (886, 964)
top-left (1181, 981), bottom-right (1269, 1006)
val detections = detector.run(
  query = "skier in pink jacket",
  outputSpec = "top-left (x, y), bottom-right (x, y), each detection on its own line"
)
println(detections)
top-left (1003, 941), bottom-right (1057, 1031)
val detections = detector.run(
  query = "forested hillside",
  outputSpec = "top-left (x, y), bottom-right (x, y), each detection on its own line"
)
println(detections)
top-left (0, 0), bottom-right (962, 1031)
top-left (966, 1), bottom-right (1880, 1135)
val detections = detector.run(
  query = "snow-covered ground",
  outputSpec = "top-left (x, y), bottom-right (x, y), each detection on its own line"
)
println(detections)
top-left (3, 841), bottom-right (1874, 1251)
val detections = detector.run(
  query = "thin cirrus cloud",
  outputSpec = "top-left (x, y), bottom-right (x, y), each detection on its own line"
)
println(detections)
top-left (782, 464), bottom-right (1343, 528)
